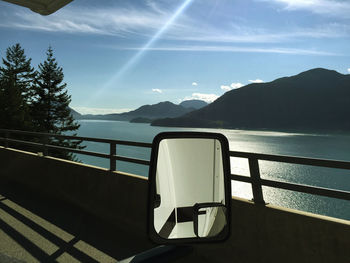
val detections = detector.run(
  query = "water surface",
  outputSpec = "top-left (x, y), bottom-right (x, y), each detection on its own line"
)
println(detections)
top-left (75, 120), bottom-right (350, 220)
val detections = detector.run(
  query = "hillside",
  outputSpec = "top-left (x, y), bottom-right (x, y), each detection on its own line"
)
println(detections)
top-left (69, 108), bottom-right (82, 119)
top-left (179, 100), bottom-right (208, 109)
top-left (152, 68), bottom-right (350, 131)
top-left (76, 101), bottom-right (195, 121)
top-left (121, 101), bottom-right (193, 119)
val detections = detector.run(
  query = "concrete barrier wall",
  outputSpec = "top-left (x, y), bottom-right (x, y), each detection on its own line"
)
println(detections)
top-left (1, 146), bottom-right (350, 263)
top-left (0, 147), bottom-right (152, 249)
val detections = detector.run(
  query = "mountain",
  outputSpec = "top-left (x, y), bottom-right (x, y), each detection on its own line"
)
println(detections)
top-left (69, 107), bottom-right (82, 119)
top-left (152, 68), bottom-right (350, 131)
top-left (76, 101), bottom-right (194, 121)
top-left (121, 101), bottom-right (193, 119)
top-left (129, 117), bottom-right (153, 123)
top-left (179, 100), bottom-right (208, 109)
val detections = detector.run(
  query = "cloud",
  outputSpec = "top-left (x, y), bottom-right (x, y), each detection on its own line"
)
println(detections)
top-left (118, 45), bottom-right (339, 56)
top-left (183, 93), bottom-right (219, 103)
top-left (249, 79), bottom-right (264, 83)
top-left (146, 0), bottom-right (167, 15)
top-left (152, 88), bottom-right (162, 93)
top-left (172, 25), bottom-right (347, 44)
top-left (262, 0), bottom-right (350, 17)
top-left (221, 82), bottom-right (244, 92)
top-left (221, 85), bottom-right (231, 92)
top-left (0, 5), bottom-right (176, 36)
top-left (1, 2), bottom-right (348, 44)
top-left (71, 107), bottom-right (132, 115)
top-left (231, 83), bottom-right (244, 89)
top-left (192, 82), bottom-right (198, 86)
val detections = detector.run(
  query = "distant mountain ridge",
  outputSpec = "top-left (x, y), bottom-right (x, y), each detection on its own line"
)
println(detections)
top-left (69, 108), bottom-right (82, 119)
top-left (74, 101), bottom-right (200, 121)
top-left (121, 101), bottom-right (192, 119)
top-left (152, 68), bottom-right (350, 131)
top-left (179, 100), bottom-right (208, 109)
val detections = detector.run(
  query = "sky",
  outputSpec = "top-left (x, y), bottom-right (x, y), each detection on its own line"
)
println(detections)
top-left (0, 0), bottom-right (349, 114)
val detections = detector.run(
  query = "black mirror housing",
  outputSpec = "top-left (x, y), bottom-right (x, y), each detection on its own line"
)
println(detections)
top-left (147, 132), bottom-right (231, 244)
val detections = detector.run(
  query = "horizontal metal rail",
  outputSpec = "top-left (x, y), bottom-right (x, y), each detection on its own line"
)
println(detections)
top-left (0, 128), bottom-right (152, 148)
top-left (0, 129), bottom-right (151, 172)
top-left (230, 151), bottom-right (350, 170)
top-left (229, 151), bottom-right (350, 204)
top-left (260, 178), bottom-right (350, 201)
top-left (1, 129), bottom-right (350, 207)
top-left (0, 137), bottom-right (42, 148)
top-left (115, 155), bottom-right (150, 166)
top-left (46, 144), bottom-right (110, 159)
top-left (230, 174), bottom-right (252, 183)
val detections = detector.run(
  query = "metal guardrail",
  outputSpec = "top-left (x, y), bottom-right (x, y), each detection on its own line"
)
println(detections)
top-left (1, 129), bottom-right (350, 205)
top-left (229, 151), bottom-right (350, 204)
top-left (0, 129), bottom-right (152, 172)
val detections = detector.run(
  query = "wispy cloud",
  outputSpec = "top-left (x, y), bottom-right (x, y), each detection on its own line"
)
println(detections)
top-left (183, 93), bottom-right (219, 103)
top-left (146, 0), bottom-right (167, 15)
top-left (192, 82), bottom-right (198, 86)
top-left (118, 45), bottom-right (339, 56)
top-left (71, 107), bottom-right (132, 115)
top-left (169, 24), bottom-right (347, 43)
top-left (152, 88), bottom-right (163, 93)
top-left (263, 0), bottom-right (350, 17)
top-left (1, 2), bottom-right (348, 44)
top-left (0, 6), bottom-right (173, 36)
top-left (249, 79), bottom-right (264, 83)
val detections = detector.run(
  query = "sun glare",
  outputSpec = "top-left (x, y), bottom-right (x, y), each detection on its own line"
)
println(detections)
top-left (95, 0), bottom-right (194, 100)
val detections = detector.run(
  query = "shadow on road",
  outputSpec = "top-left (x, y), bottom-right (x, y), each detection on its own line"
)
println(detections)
top-left (0, 181), bottom-right (153, 262)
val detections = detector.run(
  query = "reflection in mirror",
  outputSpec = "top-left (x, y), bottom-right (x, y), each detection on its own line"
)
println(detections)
top-left (153, 138), bottom-right (227, 240)
top-left (194, 204), bottom-right (227, 238)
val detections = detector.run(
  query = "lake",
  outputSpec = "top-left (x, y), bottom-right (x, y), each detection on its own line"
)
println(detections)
top-left (75, 120), bottom-right (350, 221)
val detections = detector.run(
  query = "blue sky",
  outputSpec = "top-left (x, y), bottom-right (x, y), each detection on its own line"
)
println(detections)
top-left (1, 0), bottom-right (349, 114)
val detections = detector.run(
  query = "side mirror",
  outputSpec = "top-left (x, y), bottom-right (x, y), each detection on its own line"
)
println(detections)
top-left (147, 132), bottom-right (231, 244)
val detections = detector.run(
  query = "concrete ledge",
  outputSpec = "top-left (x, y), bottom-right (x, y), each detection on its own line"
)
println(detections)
top-left (1, 146), bottom-right (350, 263)
top-left (0, 147), bottom-right (149, 240)
top-left (228, 197), bottom-right (350, 263)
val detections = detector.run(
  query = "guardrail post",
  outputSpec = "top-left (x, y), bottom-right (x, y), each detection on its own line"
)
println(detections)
top-left (248, 158), bottom-right (265, 205)
top-left (110, 142), bottom-right (116, 171)
top-left (42, 135), bottom-right (49, 156)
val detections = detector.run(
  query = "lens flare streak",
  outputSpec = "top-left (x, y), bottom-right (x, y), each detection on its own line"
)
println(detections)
top-left (102, 0), bottom-right (194, 91)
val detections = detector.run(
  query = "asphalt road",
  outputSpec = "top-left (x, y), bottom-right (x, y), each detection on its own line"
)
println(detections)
top-left (0, 181), bottom-right (147, 263)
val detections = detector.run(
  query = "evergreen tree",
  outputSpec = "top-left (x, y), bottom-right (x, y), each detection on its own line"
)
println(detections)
top-left (32, 46), bottom-right (83, 160)
top-left (0, 43), bottom-right (35, 130)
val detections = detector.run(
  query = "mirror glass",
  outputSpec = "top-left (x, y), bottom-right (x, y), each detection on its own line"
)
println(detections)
top-left (153, 138), bottom-right (228, 240)
top-left (194, 204), bottom-right (227, 238)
